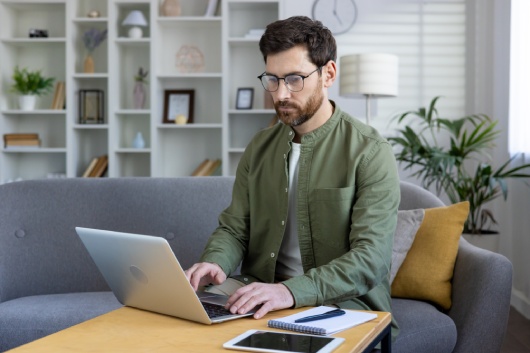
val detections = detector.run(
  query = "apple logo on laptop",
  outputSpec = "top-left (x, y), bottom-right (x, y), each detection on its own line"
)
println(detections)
top-left (129, 265), bottom-right (149, 284)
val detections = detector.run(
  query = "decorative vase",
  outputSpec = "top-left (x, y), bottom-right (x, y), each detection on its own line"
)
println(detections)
top-left (132, 132), bottom-right (145, 149)
top-left (161, 0), bottom-right (181, 16)
top-left (133, 82), bottom-right (146, 109)
top-left (84, 54), bottom-right (95, 73)
top-left (18, 95), bottom-right (36, 111)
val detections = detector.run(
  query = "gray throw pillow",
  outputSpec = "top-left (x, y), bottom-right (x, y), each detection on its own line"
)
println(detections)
top-left (390, 209), bottom-right (425, 284)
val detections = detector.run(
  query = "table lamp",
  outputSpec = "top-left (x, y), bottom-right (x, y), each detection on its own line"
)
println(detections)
top-left (122, 10), bottom-right (148, 39)
top-left (339, 53), bottom-right (398, 125)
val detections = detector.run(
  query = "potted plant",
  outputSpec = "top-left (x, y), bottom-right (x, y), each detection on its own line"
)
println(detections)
top-left (10, 66), bottom-right (54, 111)
top-left (388, 96), bottom-right (530, 236)
top-left (82, 28), bottom-right (107, 73)
top-left (133, 67), bottom-right (148, 109)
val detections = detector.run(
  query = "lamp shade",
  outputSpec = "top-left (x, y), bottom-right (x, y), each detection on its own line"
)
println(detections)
top-left (122, 10), bottom-right (148, 26)
top-left (339, 53), bottom-right (398, 98)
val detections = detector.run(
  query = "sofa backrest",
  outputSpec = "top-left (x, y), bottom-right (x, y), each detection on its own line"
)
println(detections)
top-left (0, 177), bottom-right (443, 303)
top-left (0, 177), bottom-right (235, 303)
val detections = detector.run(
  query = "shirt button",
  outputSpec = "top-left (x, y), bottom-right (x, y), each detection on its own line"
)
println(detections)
top-left (243, 277), bottom-right (248, 282)
top-left (285, 188), bottom-right (288, 193)
top-left (284, 154), bottom-right (286, 159)
top-left (289, 131), bottom-right (293, 135)
top-left (271, 253), bottom-right (275, 258)
top-left (281, 220), bottom-right (285, 226)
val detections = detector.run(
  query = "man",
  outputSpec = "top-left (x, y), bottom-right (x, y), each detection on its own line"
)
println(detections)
top-left (185, 16), bottom-right (400, 335)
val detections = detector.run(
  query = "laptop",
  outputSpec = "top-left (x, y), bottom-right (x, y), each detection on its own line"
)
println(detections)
top-left (75, 227), bottom-right (255, 324)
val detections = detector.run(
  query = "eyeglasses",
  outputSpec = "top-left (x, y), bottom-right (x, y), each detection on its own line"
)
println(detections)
top-left (257, 66), bottom-right (322, 92)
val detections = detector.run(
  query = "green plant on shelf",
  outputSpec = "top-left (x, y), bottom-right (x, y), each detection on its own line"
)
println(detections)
top-left (10, 66), bottom-right (54, 96)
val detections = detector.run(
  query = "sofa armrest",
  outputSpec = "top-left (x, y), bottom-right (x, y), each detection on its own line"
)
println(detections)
top-left (449, 238), bottom-right (512, 353)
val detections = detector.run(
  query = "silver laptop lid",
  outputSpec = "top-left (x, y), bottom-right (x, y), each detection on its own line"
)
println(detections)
top-left (76, 227), bottom-right (243, 324)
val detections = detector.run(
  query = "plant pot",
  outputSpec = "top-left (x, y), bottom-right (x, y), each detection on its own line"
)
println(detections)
top-left (84, 54), bottom-right (95, 73)
top-left (462, 232), bottom-right (499, 253)
top-left (133, 82), bottom-right (146, 109)
top-left (18, 95), bottom-right (36, 111)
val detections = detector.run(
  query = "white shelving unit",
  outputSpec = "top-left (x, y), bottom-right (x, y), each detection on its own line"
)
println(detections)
top-left (0, 0), bottom-right (281, 181)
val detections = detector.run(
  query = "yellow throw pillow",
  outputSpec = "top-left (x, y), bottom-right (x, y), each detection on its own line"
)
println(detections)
top-left (391, 201), bottom-right (470, 310)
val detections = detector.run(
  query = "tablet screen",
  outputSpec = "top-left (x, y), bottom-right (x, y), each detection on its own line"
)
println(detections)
top-left (232, 330), bottom-right (337, 353)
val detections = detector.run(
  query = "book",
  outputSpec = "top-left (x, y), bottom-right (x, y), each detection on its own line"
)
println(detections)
top-left (51, 81), bottom-right (66, 109)
top-left (88, 155), bottom-right (108, 178)
top-left (191, 159), bottom-right (211, 176)
top-left (267, 306), bottom-right (377, 336)
top-left (191, 159), bottom-right (222, 176)
top-left (82, 157), bottom-right (99, 177)
top-left (5, 139), bottom-right (40, 146)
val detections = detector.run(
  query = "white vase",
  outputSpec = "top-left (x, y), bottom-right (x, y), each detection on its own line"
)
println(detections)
top-left (132, 132), bottom-right (145, 149)
top-left (18, 95), bottom-right (36, 111)
top-left (462, 232), bottom-right (500, 253)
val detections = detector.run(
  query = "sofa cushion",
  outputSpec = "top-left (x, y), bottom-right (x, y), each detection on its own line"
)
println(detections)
top-left (391, 202), bottom-right (469, 309)
top-left (390, 209), bottom-right (425, 284)
top-left (0, 292), bottom-right (121, 352)
top-left (391, 298), bottom-right (457, 353)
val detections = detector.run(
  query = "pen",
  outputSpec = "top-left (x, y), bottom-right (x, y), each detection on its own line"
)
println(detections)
top-left (294, 308), bottom-right (346, 323)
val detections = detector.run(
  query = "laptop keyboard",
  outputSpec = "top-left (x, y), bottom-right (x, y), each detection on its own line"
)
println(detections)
top-left (202, 302), bottom-right (234, 318)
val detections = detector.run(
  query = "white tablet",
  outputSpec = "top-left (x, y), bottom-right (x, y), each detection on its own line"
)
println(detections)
top-left (223, 329), bottom-right (345, 353)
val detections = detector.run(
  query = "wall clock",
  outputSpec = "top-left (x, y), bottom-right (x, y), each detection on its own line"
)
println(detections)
top-left (312, 0), bottom-right (357, 35)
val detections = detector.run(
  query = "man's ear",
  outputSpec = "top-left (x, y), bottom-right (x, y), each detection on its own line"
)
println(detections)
top-left (322, 60), bottom-right (337, 88)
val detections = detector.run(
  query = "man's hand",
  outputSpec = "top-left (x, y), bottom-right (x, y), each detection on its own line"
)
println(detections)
top-left (185, 262), bottom-right (227, 291)
top-left (225, 282), bottom-right (294, 319)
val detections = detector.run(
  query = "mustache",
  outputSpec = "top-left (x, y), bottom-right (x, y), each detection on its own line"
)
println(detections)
top-left (276, 100), bottom-right (297, 109)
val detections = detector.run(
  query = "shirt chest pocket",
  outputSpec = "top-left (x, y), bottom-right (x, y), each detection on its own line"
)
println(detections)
top-left (309, 186), bottom-right (354, 251)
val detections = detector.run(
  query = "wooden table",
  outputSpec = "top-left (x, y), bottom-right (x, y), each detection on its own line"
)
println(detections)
top-left (9, 307), bottom-right (391, 353)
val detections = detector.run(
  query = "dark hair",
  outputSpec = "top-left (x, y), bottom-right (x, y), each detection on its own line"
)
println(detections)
top-left (259, 16), bottom-right (337, 67)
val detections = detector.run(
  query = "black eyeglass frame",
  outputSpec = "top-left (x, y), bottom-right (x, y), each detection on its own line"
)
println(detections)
top-left (257, 66), bottom-right (322, 92)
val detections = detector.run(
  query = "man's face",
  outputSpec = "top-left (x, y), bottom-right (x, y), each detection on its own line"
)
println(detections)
top-left (265, 46), bottom-right (325, 127)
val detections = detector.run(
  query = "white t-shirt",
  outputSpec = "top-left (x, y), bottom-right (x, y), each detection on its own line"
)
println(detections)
top-left (276, 142), bottom-right (304, 280)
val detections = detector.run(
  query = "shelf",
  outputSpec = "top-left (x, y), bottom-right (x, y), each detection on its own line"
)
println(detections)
top-left (73, 124), bottom-right (109, 129)
top-left (157, 123), bottom-right (223, 129)
top-left (157, 73), bottom-right (222, 79)
top-left (1, 110), bottom-right (66, 115)
top-left (2, 148), bottom-right (67, 154)
top-left (73, 73), bottom-right (109, 79)
top-left (72, 17), bottom-right (109, 23)
top-left (115, 148), bottom-right (151, 153)
top-left (0, 38), bottom-right (67, 46)
top-left (229, 109), bottom-right (275, 114)
top-left (157, 16), bottom-right (221, 23)
top-left (116, 109), bottom-right (150, 115)
top-left (115, 38), bottom-right (150, 46)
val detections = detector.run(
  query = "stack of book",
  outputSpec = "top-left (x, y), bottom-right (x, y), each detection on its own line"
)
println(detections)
top-left (50, 81), bottom-right (66, 110)
top-left (3, 133), bottom-right (40, 149)
top-left (191, 159), bottom-right (222, 176)
top-left (82, 155), bottom-right (108, 178)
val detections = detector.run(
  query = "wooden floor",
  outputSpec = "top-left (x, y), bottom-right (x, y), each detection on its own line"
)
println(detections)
top-left (501, 307), bottom-right (530, 353)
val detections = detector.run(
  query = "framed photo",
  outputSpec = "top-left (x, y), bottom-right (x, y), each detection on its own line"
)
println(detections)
top-left (236, 88), bottom-right (254, 109)
top-left (163, 90), bottom-right (194, 124)
top-left (79, 89), bottom-right (104, 124)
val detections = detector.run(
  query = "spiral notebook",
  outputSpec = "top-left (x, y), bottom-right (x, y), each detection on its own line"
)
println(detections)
top-left (267, 306), bottom-right (377, 336)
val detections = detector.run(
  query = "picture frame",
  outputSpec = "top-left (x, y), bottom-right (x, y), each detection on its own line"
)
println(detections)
top-left (79, 89), bottom-right (104, 124)
top-left (163, 90), bottom-right (194, 124)
top-left (236, 87), bottom-right (254, 110)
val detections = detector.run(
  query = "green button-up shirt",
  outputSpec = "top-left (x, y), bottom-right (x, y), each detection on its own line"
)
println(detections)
top-left (200, 102), bottom-right (400, 334)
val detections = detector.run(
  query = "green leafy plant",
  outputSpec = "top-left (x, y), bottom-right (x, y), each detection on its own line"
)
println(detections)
top-left (134, 67), bottom-right (149, 83)
top-left (388, 96), bottom-right (530, 234)
top-left (10, 66), bottom-right (55, 96)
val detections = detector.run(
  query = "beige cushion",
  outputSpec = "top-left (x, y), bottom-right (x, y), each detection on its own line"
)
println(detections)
top-left (390, 209), bottom-right (425, 284)
top-left (391, 202), bottom-right (470, 310)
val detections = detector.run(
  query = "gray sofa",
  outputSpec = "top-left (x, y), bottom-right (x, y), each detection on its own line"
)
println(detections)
top-left (0, 177), bottom-right (512, 352)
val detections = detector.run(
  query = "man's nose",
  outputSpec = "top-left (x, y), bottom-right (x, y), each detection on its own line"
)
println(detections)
top-left (273, 80), bottom-right (291, 101)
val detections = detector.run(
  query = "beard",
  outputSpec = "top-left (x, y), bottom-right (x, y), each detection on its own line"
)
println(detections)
top-left (274, 80), bottom-right (324, 127)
